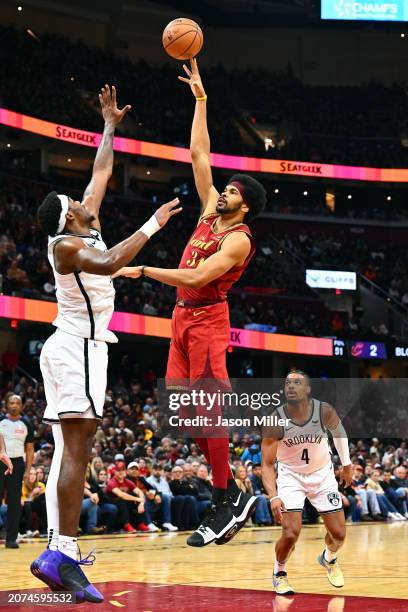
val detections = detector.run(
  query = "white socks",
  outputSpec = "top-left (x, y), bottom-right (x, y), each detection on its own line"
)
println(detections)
top-left (48, 527), bottom-right (59, 551)
top-left (274, 559), bottom-right (286, 575)
top-left (324, 547), bottom-right (337, 562)
top-left (58, 535), bottom-right (78, 560)
top-left (46, 424), bottom-right (64, 550)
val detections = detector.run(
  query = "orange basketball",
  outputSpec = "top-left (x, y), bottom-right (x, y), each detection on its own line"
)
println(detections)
top-left (162, 18), bottom-right (203, 60)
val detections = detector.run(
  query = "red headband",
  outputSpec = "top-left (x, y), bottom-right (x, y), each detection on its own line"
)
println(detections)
top-left (230, 181), bottom-right (246, 202)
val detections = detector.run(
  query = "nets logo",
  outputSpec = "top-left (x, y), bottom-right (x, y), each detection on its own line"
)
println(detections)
top-left (334, 1), bottom-right (398, 18)
top-left (327, 492), bottom-right (341, 507)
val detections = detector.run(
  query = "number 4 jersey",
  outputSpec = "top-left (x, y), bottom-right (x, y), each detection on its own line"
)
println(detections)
top-left (275, 398), bottom-right (332, 474)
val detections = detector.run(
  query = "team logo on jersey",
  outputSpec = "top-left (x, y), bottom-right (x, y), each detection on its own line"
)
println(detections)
top-left (327, 492), bottom-right (341, 507)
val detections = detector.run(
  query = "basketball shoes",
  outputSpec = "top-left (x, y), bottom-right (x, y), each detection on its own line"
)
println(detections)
top-left (30, 548), bottom-right (104, 602)
top-left (215, 484), bottom-right (259, 545)
top-left (317, 550), bottom-right (345, 587)
top-left (272, 571), bottom-right (295, 595)
top-left (187, 500), bottom-right (236, 547)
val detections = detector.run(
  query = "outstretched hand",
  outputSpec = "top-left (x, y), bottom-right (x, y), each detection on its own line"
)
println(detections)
top-left (112, 267), bottom-right (142, 280)
top-left (154, 197), bottom-right (183, 228)
top-left (178, 58), bottom-right (206, 99)
top-left (99, 84), bottom-right (131, 127)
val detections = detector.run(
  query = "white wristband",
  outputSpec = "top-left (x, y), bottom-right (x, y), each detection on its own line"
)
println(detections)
top-left (139, 214), bottom-right (160, 239)
top-left (269, 496), bottom-right (280, 503)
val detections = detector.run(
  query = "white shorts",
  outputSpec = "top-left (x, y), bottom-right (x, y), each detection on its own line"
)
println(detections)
top-left (40, 329), bottom-right (108, 423)
top-left (277, 461), bottom-right (343, 514)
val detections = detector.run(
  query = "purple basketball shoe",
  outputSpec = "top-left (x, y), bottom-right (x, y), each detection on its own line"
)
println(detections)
top-left (30, 548), bottom-right (103, 603)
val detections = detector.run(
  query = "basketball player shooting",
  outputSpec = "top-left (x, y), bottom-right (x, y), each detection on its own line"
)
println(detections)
top-left (262, 370), bottom-right (353, 595)
top-left (113, 58), bottom-right (267, 547)
top-left (30, 85), bottom-right (181, 602)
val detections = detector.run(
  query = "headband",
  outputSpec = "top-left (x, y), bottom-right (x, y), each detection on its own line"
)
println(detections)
top-left (230, 180), bottom-right (247, 203)
top-left (56, 194), bottom-right (69, 234)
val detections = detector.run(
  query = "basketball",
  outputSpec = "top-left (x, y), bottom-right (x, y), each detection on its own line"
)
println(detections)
top-left (162, 18), bottom-right (203, 60)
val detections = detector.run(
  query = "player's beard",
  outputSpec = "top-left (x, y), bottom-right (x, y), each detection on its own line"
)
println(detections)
top-left (216, 201), bottom-right (243, 216)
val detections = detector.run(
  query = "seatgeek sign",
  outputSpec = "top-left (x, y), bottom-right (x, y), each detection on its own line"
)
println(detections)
top-left (306, 269), bottom-right (357, 290)
top-left (321, 0), bottom-right (408, 21)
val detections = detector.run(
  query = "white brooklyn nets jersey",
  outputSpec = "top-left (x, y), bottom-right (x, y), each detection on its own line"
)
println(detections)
top-left (275, 398), bottom-right (331, 474)
top-left (47, 228), bottom-right (117, 343)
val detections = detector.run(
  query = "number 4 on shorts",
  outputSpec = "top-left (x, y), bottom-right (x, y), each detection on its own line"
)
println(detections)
top-left (301, 448), bottom-right (310, 464)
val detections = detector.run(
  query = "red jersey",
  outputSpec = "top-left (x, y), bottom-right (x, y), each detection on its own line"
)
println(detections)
top-left (177, 213), bottom-right (255, 303)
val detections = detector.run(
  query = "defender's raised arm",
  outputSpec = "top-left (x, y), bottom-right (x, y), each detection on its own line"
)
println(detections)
top-left (82, 84), bottom-right (131, 231)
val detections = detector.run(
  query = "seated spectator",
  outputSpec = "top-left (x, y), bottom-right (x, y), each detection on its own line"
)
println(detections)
top-left (20, 466), bottom-right (46, 537)
top-left (145, 463), bottom-right (178, 531)
top-left (351, 465), bottom-right (383, 521)
top-left (388, 466), bottom-right (408, 518)
top-left (81, 483), bottom-right (106, 535)
top-left (126, 462), bottom-right (158, 532)
top-left (192, 464), bottom-right (213, 518)
top-left (366, 469), bottom-right (405, 520)
top-left (85, 468), bottom-right (119, 533)
top-left (169, 466), bottom-right (200, 530)
top-left (106, 462), bottom-right (150, 533)
top-left (249, 464), bottom-right (272, 526)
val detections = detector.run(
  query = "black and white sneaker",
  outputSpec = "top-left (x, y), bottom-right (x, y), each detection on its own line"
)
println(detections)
top-left (215, 490), bottom-right (258, 545)
top-left (187, 502), bottom-right (237, 547)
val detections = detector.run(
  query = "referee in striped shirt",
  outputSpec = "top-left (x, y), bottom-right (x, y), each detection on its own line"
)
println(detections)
top-left (0, 394), bottom-right (34, 548)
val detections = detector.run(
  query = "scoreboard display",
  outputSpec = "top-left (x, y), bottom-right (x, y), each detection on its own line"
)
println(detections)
top-left (349, 341), bottom-right (388, 359)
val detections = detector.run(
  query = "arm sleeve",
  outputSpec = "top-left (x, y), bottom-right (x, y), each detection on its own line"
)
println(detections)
top-left (327, 421), bottom-right (351, 466)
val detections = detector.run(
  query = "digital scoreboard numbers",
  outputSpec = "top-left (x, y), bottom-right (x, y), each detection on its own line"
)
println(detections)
top-left (349, 341), bottom-right (387, 359)
top-left (334, 339), bottom-right (346, 357)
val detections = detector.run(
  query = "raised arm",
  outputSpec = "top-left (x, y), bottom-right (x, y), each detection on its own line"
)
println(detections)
top-left (178, 59), bottom-right (219, 216)
top-left (82, 85), bottom-right (131, 231)
top-left (54, 199), bottom-right (181, 276)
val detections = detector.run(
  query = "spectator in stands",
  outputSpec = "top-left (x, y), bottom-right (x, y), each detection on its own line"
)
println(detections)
top-left (85, 468), bottom-right (119, 533)
top-left (191, 464), bottom-right (213, 518)
top-left (249, 464), bottom-right (272, 526)
top-left (144, 463), bottom-right (177, 531)
top-left (126, 462), bottom-right (158, 532)
top-left (169, 466), bottom-right (200, 530)
top-left (20, 466), bottom-right (45, 537)
top-left (351, 464), bottom-right (383, 521)
top-left (81, 482), bottom-right (106, 535)
top-left (106, 462), bottom-right (150, 533)
top-left (366, 469), bottom-right (404, 520)
top-left (389, 466), bottom-right (408, 518)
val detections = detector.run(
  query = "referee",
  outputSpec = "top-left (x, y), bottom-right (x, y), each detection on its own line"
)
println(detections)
top-left (0, 394), bottom-right (34, 548)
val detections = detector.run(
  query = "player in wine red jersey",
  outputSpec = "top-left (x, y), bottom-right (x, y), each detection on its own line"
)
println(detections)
top-left (114, 59), bottom-right (267, 547)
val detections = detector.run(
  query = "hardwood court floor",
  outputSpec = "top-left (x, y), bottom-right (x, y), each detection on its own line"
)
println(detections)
top-left (1, 523), bottom-right (407, 611)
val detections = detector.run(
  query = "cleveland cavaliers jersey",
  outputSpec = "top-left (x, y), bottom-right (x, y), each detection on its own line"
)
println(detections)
top-left (47, 228), bottom-right (117, 343)
top-left (275, 398), bottom-right (331, 474)
top-left (177, 213), bottom-right (255, 303)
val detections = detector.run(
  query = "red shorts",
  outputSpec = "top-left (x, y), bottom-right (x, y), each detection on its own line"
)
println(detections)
top-left (165, 302), bottom-right (230, 387)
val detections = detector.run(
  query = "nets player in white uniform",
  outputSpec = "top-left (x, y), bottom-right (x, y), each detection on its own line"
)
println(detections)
top-left (30, 85), bottom-right (181, 602)
top-left (262, 370), bottom-right (352, 596)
